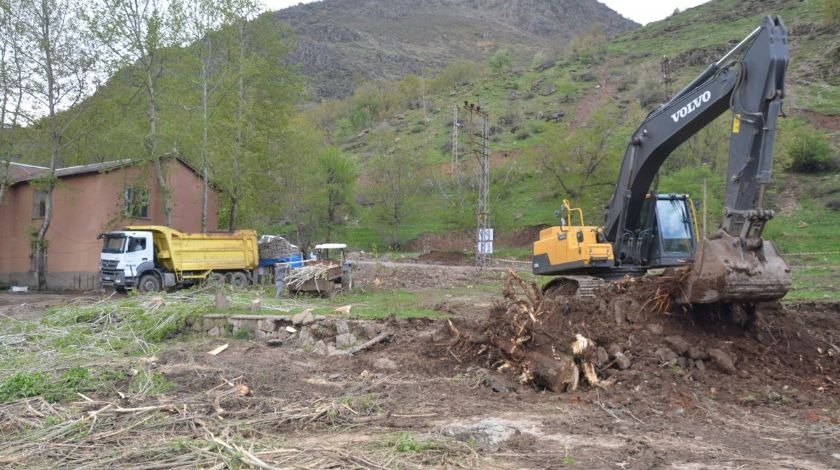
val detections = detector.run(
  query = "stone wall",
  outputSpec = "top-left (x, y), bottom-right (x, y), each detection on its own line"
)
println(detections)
top-left (188, 311), bottom-right (386, 357)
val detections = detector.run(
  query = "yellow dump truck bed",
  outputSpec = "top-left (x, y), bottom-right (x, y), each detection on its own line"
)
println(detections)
top-left (126, 226), bottom-right (258, 274)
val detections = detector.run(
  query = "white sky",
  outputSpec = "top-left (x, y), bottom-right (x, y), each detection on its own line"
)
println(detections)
top-left (260, 0), bottom-right (713, 25)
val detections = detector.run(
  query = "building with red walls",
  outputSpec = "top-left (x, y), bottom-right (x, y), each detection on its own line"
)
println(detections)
top-left (0, 156), bottom-right (220, 290)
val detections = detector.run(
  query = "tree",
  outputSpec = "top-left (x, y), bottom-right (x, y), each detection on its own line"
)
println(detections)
top-left (365, 131), bottom-right (416, 248)
top-left (20, 0), bottom-right (95, 289)
top-left (539, 107), bottom-right (627, 201)
top-left (487, 48), bottom-right (512, 74)
top-left (824, 0), bottom-right (840, 25)
top-left (318, 147), bottom-right (355, 241)
top-left (184, 0), bottom-right (225, 231)
top-left (85, 0), bottom-right (185, 226)
top-left (0, 0), bottom-right (27, 207)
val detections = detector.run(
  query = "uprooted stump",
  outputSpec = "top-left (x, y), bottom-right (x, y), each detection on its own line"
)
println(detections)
top-left (448, 270), bottom-right (610, 392)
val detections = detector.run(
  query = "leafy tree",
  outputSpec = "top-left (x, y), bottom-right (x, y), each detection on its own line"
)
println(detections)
top-left (365, 130), bottom-right (416, 248)
top-left (85, 0), bottom-right (186, 226)
top-left (20, 0), bottom-right (96, 289)
top-left (824, 0), bottom-right (840, 25)
top-left (183, 0), bottom-right (226, 231)
top-left (487, 48), bottom-right (512, 74)
top-left (0, 0), bottom-right (27, 207)
top-left (539, 106), bottom-right (627, 201)
top-left (788, 128), bottom-right (835, 173)
top-left (318, 147), bottom-right (355, 241)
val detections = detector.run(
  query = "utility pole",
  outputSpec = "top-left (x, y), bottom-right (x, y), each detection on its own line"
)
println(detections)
top-left (451, 105), bottom-right (460, 186)
top-left (661, 56), bottom-right (674, 97)
top-left (463, 101), bottom-right (491, 269)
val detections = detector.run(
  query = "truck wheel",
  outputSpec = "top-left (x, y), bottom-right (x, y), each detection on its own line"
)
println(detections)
top-left (229, 272), bottom-right (249, 289)
top-left (206, 272), bottom-right (225, 287)
top-left (138, 274), bottom-right (162, 293)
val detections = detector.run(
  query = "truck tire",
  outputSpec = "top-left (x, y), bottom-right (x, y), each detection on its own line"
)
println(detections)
top-left (229, 271), bottom-right (249, 289)
top-left (206, 272), bottom-right (225, 287)
top-left (138, 273), bottom-right (162, 293)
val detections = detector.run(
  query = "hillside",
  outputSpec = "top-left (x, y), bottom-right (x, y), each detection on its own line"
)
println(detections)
top-left (320, 0), bottom-right (839, 299)
top-left (272, 0), bottom-right (638, 98)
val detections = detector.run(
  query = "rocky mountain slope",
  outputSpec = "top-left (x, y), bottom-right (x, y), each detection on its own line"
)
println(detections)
top-left (272, 0), bottom-right (638, 98)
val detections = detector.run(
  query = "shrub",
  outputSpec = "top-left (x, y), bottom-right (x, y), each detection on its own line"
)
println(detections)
top-left (788, 130), bottom-right (835, 173)
top-left (824, 0), bottom-right (840, 25)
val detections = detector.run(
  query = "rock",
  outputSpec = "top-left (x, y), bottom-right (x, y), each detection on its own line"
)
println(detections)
top-left (646, 323), bottom-right (664, 335)
top-left (373, 357), bottom-right (398, 371)
top-left (688, 346), bottom-right (709, 360)
top-left (694, 359), bottom-right (706, 373)
top-left (607, 343), bottom-right (623, 357)
top-left (335, 332), bottom-right (357, 349)
top-left (313, 340), bottom-right (328, 356)
top-left (484, 374), bottom-right (517, 393)
top-left (612, 303), bottom-right (626, 326)
top-left (266, 338), bottom-right (284, 347)
top-left (254, 329), bottom-right (270, 341)
top-left (327, 343), bottom-right (346, 357)
top-left (442, 418), bottom-right (524, 449)
top-left (596, 346), bottom-right (609, 366)
top-left (708, 348), bottom-right (736, 374)
top-left (614, 352), bottom-right (631, 370)
top-left (207, 326), bottom-right (221, 337)
top-left (292, 309), bottom-right (315, 326)
top-left (257, 318), bottom-right (276, 332)
top-left (298, 327), bottom-right (315, 347)
top-left (336, 319), bottom-right (350, 335)
top-left (655, 347), bottom-right (678, 364)
top-left (362, 322), bottom-right (381, 340)
top-left (664, 336), bottom-right (690, 356)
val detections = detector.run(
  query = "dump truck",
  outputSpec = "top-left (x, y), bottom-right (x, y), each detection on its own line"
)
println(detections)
top-left (99, 226), bottom-right (259, 293)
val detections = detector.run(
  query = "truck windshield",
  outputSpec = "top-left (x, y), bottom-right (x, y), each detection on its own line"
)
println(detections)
top-left (657, 199), bottom-right (693, 254)
top-left (102, 235), bottom-right (127, 253)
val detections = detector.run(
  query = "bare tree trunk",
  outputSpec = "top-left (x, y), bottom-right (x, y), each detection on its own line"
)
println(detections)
top-left (201, 61), bottom-right (209, 232)
top-left (228, 19), bottom-right (246, 232)
top-left (146, 66), bottom-right (172, 226)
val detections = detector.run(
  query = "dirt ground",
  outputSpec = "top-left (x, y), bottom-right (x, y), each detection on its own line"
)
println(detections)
top-left (1, 262), bottom-right (839, 468)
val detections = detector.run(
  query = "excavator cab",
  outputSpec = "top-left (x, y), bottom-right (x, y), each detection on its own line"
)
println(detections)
top-left (619, 194), bottom-right (697, 269)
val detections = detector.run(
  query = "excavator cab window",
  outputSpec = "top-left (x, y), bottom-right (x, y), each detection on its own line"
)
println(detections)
top-left (656, 199), bottom-right (694, 254)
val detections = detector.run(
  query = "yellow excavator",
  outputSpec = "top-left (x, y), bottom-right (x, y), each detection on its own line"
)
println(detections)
top-left (533, 16), bottom-right (792, 305)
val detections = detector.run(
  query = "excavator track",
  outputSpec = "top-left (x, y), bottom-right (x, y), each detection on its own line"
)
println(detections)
top-left (542, 275), bottom-right (607, 299)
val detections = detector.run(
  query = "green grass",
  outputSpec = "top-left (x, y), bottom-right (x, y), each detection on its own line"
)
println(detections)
top-left (305, 289), bottom-right (443, 319)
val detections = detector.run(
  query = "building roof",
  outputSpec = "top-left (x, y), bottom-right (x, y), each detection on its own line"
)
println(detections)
top-left (6, 155), bottom-right (211, 186)
top-left (3, 162), bottom-right (48, 182)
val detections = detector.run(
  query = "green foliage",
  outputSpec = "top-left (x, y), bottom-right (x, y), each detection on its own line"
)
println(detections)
top-left (0, 367), bottom-right (115, 403)
top-left (488, 48), bottom-right (513, 74)
top-left (787, 129), bottom-right (835, 173)
top-left (823, 0), bottom-right (840, 24)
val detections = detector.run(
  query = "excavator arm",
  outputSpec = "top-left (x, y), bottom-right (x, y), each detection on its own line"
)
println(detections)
top-left (603, 16), bottom-right (791, 303)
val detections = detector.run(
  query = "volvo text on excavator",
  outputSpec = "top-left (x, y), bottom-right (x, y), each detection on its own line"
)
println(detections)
top-left (532, 16), bottom-right (792, 305)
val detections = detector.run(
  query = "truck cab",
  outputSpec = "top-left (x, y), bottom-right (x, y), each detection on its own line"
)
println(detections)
top-left (99, 230), bottom-right (156, 292)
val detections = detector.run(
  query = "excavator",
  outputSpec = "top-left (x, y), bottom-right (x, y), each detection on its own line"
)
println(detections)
top-left (532, 16), bottom-right (792, 305)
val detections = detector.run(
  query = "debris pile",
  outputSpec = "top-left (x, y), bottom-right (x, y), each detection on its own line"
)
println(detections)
top-left (257, 235), bottom-right (298, 260)
top-left (449, 270), bottom-right (840, 398)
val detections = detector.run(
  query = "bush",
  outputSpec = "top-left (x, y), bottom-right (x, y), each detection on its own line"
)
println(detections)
top-left (824, 0), bottom-right (840, 24)
top-left (788, 130), bottom-right (835, 173)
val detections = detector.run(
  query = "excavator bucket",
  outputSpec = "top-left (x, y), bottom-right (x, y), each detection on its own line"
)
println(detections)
top-left (678, 232), bottom-right (791, 304)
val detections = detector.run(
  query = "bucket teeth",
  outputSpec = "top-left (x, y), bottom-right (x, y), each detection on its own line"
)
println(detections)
top-left (679, 232), bottom-right (791, 304)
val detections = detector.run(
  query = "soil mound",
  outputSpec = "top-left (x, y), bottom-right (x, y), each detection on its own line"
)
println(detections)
top-left (449, 271), bottom-right (840, 405)
top-left (417, 250), bottom-right (470, 265)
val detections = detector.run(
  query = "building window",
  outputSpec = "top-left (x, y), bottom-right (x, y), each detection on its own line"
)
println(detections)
top-left (32, 190), bottom-right (47, 218)
top-left (124, 186), bottom-right (150, 218)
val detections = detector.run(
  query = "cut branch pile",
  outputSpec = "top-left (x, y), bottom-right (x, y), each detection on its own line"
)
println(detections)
top-left (449, 270), bottom-right (611, 392)
top-left (285, 264), bottom-right (334, 288)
